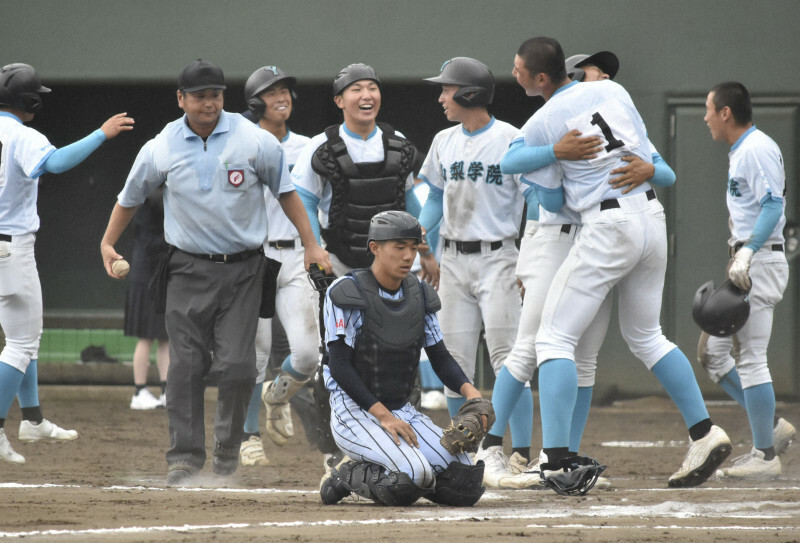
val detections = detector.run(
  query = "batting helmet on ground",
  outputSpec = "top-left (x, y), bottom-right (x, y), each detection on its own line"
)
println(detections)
top-left (332, 64), bottom-right (380, 97)
top-left (566, 51), bottom-right (619, 82)
top-left (424, 57), bottom-right (494, 108)
top-left (0, 63), bottom-right (50, 114)
top-left (692, 279), bottom-right (750, 337)
top-left (367, 211), bottom-right (423, 249)
top-left (245, 66), bottom-right (297, 118)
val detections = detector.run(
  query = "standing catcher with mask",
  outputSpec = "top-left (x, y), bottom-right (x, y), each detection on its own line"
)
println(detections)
top-left (237, 66), bottom-right (321, 466)
top-left (0, 63), bottom-right (133, 464)
top-left (700, 81), bottom-right (792, 479)
top-left (319, 211), bottom-right (491, 507)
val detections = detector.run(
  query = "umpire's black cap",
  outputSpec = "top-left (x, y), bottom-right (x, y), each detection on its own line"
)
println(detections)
top-left (179, 59), bottom-right (226, 92)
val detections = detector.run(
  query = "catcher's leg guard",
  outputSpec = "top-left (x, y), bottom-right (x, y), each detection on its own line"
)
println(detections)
top-left (426, 460), bottom-right (486, 507)
top-left (339, 461), bottom-right (425, 506)
top-left (264, 371), bottom-right (310, 404)
top-left (313, 359), bottom-right (340, 455)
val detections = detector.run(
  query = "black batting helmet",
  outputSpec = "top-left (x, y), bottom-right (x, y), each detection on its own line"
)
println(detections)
top-left (0, 63), bottom-right (51, 114)
top-left (424, 57), bottom-right (494, 108)
top-left (566, 51), bottom-right (619, 82)
top-left (245, 66), bottom-right (297, 119)
top-left (692, 279), bottom-right (750, 337)
top-left (332, 63), bottom-right (380, 97)
top-left (367, 211), bottom-right (423, 250)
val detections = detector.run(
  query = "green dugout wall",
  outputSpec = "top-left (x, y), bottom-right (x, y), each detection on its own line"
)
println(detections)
top-left (4, 0), bottom-right (800, 397)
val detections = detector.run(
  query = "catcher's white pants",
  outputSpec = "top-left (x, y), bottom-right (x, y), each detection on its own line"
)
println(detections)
top-left (537, 193), bottom-right (676, 368)
top-left (505, 222), bottom-right (611, 387)
top-left (325, 366), bottom-right (471, 488)
top-left (702, 250), bottom-right (788, 388)
top-left (437, 240), bottom-right (521, 397)
top-left (255, 245), bottom-right (321, 383)
top-left (0, 234), bottom-right (42, 372)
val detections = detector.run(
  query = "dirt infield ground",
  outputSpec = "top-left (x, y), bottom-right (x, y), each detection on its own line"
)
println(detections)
top-left (2, 386), bottom-right (800, 542)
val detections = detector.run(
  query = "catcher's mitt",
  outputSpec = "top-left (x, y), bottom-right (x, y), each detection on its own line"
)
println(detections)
top-left (440, 398), bottom-right (496, 454)
top-left (540, 456), bottom-right (607, 496)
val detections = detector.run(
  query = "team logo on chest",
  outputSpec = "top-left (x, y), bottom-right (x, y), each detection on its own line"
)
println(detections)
top-left (228, 169), bottom-right (245, 187)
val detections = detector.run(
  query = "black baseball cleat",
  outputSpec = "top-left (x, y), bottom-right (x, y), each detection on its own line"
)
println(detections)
top-left (320, 467), bottom-right (351, 505)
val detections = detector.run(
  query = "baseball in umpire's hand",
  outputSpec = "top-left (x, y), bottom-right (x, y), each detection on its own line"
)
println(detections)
top-left (111, 258), bottom-right (130, 279)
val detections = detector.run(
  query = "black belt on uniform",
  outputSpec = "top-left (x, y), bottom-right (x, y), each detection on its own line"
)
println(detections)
top-left (559, 224), bottom-right (574, 234)
top-left (0, 234), bottom-right (11, 242)
top-left (268, 239), bottom-right (301, 249)
top-left (730, 242), bottom-right (784, 257)
top-left (600, 188), bottom-right (657, 211)
top-left (444, 239), bottom-right (502, 254)
top-left (179, 246), bottom-right (263, 264)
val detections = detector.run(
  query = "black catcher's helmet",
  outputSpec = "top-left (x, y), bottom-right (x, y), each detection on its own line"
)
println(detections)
top-left (332, 63), bottom-right (380, 97)
top-left (367, 211), bottom-right (423, 250)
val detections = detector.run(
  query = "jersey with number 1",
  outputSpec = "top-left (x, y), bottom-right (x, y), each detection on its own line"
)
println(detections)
top-left (419, 117), bottom-right (523, 241)
top-left (521, 80), bottom-right (651, 213)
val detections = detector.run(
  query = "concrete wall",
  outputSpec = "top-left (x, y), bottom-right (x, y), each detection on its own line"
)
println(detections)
top-left (5, 0), bottom-right (800, 397)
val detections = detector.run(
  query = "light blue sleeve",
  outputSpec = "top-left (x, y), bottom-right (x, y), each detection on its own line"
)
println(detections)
top-left (650, 153), bottom-right (676, 187)
top-left (405, 187), bottom-right (422, 218)
top-left (417, 180), bottom-right (444, 233)
top-left (296, 186), bottom-right (321, 243)
top-left (500, 138), bottom-right (557, 175)
top-left (536, 185), bottom-right (565, 213)
top-left (524, 187), bottom-right (540, 221)
top-left (38, 129), bottom-right (106, 175)
top-left (745, 197), bottom-right (783, 252)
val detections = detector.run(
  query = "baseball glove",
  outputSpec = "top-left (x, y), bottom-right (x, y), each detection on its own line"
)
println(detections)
top-left (440, 398), bottom-right (496, 454)
top-left (540, 456), bottom-right (607, 496)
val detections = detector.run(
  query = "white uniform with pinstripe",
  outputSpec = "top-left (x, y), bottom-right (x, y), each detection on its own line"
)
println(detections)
top-left (323, 275), bottom-right (471, 487)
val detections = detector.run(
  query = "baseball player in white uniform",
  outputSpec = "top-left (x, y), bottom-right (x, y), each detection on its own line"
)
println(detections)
top-left (238, 66), bottom-right (321, 466)
top-left (487, 51), bottom-right (678, 488)
top-left (700, 81), bottom-right (792, 479)
top-left (0, 63), bottom-right (133, 463)
top-left (416, 58), bottom-right (533, 474)
top-left (513, 37), bottom-right (731, 489)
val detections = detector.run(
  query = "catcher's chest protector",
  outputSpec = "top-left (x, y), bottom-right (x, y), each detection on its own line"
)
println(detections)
top-left (311, 123), bottom-right (416, 268)
top-left (330, 269), bottom-right (426, 409)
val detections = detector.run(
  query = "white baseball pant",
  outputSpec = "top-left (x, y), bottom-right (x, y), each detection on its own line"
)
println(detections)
top-left (0, 234), bottom-right (42, 372)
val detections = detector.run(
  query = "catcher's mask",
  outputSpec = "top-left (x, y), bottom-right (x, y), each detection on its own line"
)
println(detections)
top-left (540, 456), bottom-right (607, 496)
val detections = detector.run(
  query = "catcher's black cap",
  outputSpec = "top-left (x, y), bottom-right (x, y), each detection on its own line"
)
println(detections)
top-left (333, 63), bottom-right (380, 96)
top-left (573, 51), bottom-right (619, 80)
top-left (179, 59), bottom-right (226, 92)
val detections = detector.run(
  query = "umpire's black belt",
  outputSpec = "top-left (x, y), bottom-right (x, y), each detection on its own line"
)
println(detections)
top-left (600, 188), bottom-right (657, 211)
top-left (0, 234), bottom-right (11, 242)
top-left (444, 239), bottom-right (502, 254)
top-left (730, 242), bottom-right (784, 258)
top-left (179, 246), bottom-right (263, 264)
top-left (268, 239), bottom-right (301, 249)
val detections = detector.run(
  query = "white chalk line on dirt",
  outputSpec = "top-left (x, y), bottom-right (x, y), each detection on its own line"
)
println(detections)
top-left (526, 524), bottom-right (797, 531)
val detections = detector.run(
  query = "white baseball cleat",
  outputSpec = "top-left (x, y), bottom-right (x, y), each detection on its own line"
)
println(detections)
top-left (668, 425), bottom-right (731, 488)
top-left (18, 419), bottom-right (79, 443)
top-left (475, 446), bottom-right (541, 489)
top-left (773, 418), bottom-right (796, 456)
top-left (130, 388), bottom-right (162, 410)
top-left (0, 429), bottom-right (25, 464)
top-left (717, 448), bottom-right (780, 480)
top-left (239, 435), bottom-right (270, 466)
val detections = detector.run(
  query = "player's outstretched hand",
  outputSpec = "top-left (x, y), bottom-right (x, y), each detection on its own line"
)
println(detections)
top-left (100, 113), bottom-right (135, 139)
top-left (554, 129), bottom-right (603, 161)
top-left (609, 155), bottom-right (655, 194)
top-left (419, 252), bottom-right (440, 290)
